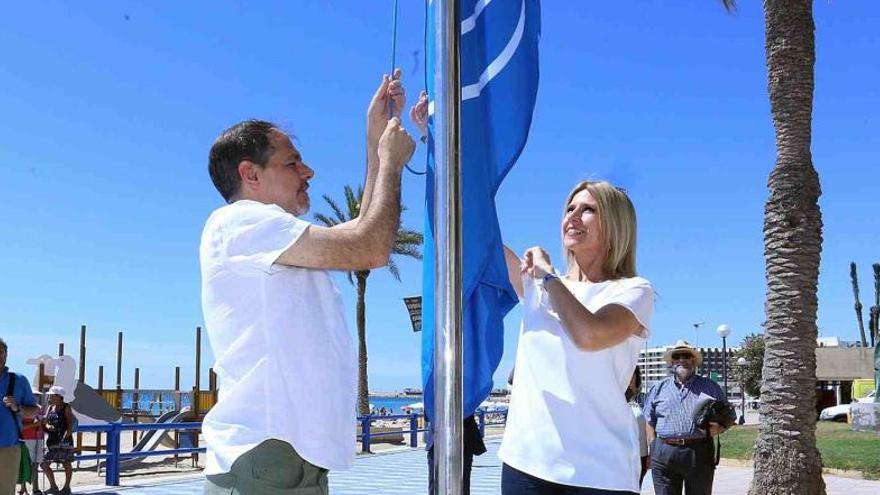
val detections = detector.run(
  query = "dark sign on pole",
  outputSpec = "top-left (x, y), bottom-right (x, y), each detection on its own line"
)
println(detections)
top-left (403, 296), bottom-right (423, 332)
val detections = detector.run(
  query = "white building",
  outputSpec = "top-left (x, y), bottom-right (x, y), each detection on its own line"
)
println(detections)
top-left (638, 344), bottom-right (743, 401)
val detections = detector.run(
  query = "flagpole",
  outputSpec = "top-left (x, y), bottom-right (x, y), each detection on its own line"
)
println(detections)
top-left (432, 0), bottom-right (463, 493)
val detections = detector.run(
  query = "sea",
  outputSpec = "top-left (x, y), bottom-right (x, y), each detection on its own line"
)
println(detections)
top-left (120, 390), bottom-right (190, 415)
top-left (368, 395), bottom-right (424, 414)
top-left (118, 390), bottom-right (420, 416)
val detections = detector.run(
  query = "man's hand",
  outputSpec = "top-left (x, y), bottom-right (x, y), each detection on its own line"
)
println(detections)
top-left (2, 395), bottom-right (19, 412)
top-left (409, 90), bottom-right (429, 138)
top-left (522, 246), bottom-right (554, 279)
top-left (367, 68), bottom-right (406, 147)
top-left (708, 422), bottom-right (727, 437)
top-left (378, 117), bottom-right (415, 170)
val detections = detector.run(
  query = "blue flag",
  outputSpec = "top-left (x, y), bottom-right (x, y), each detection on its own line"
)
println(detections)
top-left (422, 0), bottom-right (541, 419)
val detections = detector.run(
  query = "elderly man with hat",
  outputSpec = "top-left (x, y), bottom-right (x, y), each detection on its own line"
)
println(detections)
top-left (642, 340), bottom-right (735, 495)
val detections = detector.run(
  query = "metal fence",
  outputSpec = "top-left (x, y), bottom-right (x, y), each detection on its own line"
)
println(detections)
top-left (75, 422), bottom-right (205, 486)
top-left (73, 409), bottom-right (508, 486)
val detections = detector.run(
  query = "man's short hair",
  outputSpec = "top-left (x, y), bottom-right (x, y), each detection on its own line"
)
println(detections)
top-left (0, 337), bottom-right (7, 353)
top-left (208, 120), bottom-right (280, 202)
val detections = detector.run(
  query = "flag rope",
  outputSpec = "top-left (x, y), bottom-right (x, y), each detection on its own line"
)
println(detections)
top-left (390, 0), bottom-right (428, 176)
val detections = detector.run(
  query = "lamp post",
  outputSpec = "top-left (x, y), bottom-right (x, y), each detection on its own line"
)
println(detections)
top-left (716, 324), bottom-right (731, 396)
top-left (737, 357), bottom-right (748, 425)
top-left (693, 321), bottom-right (704, 349)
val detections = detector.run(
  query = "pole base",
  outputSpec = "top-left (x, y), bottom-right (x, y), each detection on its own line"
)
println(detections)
top-left (850, 402), bottom-right (880, 433)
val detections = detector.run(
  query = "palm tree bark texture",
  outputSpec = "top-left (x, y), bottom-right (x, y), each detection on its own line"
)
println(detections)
top-left (750, 1), bottom-right (825, 494)
top-left (314, 184), bottom-right (423, 417)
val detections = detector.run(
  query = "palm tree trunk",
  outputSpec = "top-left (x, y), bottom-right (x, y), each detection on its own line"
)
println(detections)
top-left (850, 263), bottom-right (868, 347)
top-left (356, 273), bottom-right (371, 417)
top-left (750, 1), bottom-right (825, 493)
top-left (868, 263), bottom-right (880, 346)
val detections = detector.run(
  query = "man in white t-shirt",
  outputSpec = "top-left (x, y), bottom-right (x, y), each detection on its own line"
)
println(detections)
top-left (201, 71), bottom-right (415, 495)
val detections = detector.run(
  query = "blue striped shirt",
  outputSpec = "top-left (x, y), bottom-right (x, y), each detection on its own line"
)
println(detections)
top-left (642, 374), bottom-right (734, 440)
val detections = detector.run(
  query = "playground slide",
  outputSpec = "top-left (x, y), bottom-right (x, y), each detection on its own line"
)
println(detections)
top-left (118, 407), bottom-right (192, 466)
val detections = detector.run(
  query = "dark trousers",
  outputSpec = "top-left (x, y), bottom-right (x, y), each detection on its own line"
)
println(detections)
top-left (501, 464), bottom-right (638, 495)
top-left (650, 438), bottom-right (715, 495)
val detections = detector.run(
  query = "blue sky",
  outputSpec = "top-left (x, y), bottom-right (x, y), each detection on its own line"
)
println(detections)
top-left (2, 1), bottom-right (878, 392)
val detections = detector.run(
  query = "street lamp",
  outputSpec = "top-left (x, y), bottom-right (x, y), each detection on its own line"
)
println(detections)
top-left (693, 321), bottom-right (704, 348)
top-left (737, 357), bottom-right (748, 425)
top-left (716, 324), bottom-right (731, 396)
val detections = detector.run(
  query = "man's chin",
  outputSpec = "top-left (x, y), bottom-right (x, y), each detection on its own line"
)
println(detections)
top-left (294, 203), bottom-right (310, 216)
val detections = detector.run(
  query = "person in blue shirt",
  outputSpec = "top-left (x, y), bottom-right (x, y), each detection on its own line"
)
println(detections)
top-left (1, 338), bottom-right (40, 495)
top-left (642, 340), bottom-right (736, 495)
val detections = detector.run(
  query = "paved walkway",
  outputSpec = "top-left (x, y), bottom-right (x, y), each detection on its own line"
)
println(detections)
top-left (76, 439), bottom-right (880, 495)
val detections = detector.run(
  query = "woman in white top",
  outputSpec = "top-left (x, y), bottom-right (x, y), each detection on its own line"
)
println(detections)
top-left (499, 180), bottom-right (654, 495)
top-left (626, 366), bottom-right (650, 486)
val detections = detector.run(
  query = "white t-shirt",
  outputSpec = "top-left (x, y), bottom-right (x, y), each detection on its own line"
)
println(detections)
top-left (199, 200), bottom-right (356, 475)
top-left (498, 275), bottom-right (654, 492)
top-left (631, 403), bottom-right (648, 457)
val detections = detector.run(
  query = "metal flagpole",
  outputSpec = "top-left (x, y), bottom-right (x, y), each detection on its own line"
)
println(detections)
top-left (433, 0), bottom-right (463, 493)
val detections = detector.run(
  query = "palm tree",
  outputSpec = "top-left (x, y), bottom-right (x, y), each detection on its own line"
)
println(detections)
top-left (744, 0), bottom-right (826, 493)
top-left (314, 184), bottom-right (423, 416)
top-left (850, 263), bottom-right (868, 347)
top-left (872, 263), bottom-right (880, 347)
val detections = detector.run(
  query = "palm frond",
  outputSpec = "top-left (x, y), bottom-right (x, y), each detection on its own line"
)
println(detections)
top-left (393, 245), bottom-right (423, 260)
top-left (344, 185), bottom-right (361, 218)
top-left (323, 194), bottom-right (349, 224)
top-left (721, 0), bottom-right (736, 13)
top-left (393, 240), bottom-right (423, 252)
top-left (386, 258), bottom-right (402, 282)
top-left (346, 271), bottom-right (355, 285)
top-left (313, 212), bottom-right (338, 228)
top-left (395, 229), bottom-right (424, 244)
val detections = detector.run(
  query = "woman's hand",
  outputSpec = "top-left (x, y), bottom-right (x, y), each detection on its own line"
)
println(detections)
top-left (521, 246), bottom-right (554, 280)
top-left (409, 90), bottom-right (429, 138)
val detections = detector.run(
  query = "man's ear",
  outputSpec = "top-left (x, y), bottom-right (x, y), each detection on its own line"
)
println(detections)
top-left (238, 160), bottom-right (260, 191)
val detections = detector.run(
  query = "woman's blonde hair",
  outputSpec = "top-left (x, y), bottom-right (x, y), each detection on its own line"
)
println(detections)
top-left (563, 180), bottom-right (638, 279)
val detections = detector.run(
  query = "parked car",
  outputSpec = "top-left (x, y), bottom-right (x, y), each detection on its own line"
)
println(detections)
top-left (818, 390), bottom-right (876, 422)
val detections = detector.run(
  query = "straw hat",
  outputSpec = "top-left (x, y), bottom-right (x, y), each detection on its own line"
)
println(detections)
top-left (662, 340), bottom-right (703, 367)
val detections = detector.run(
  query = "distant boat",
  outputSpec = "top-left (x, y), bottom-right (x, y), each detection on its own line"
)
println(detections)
top-left (400, 388), bottom-right (422, 397)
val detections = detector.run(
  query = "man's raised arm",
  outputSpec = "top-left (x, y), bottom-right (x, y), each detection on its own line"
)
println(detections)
top-left (276, 117), bottom-right (415, 271)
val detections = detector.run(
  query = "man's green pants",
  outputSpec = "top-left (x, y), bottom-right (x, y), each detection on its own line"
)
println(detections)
top-left (204, 439), bottom-right (329, 495)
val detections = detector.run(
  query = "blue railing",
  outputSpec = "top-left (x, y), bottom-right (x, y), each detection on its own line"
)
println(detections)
top-left (76, 422), bottom-right (205, 486)
top-left (74, 409), bottom-right (508, 486)
top-left (356, 409), bottom-right (509, 453)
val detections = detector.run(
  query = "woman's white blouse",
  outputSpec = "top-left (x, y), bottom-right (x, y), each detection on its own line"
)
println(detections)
top-left (499, 276), bottom-right (654, 492)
